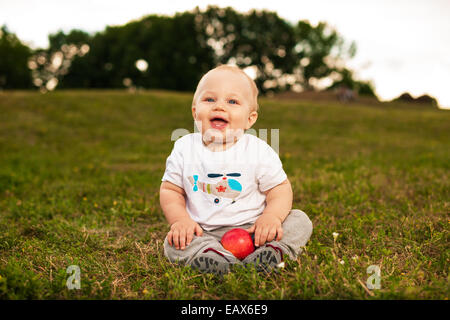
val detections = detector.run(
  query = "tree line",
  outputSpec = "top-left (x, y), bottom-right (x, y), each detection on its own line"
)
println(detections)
top-left (0, 6), bottom-right (376, 97)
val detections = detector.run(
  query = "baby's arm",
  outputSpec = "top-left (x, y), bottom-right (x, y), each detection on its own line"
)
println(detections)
top-left (160, 181), bottom-right (203, 250)
top-left (246, 179), bottom-right (293, 247)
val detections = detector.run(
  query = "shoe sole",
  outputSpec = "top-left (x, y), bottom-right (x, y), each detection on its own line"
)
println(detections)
top-left (191, 255), bottom-right (230, 275)
top-left (246, 247), bottom-right (281, 273)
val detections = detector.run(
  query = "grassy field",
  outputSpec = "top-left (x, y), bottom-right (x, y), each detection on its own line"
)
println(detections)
top-left (0, 90), bottom-right (448, 299)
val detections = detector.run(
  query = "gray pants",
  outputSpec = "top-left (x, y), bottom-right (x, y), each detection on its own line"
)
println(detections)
top-left (164, 209), bottom-right (313, 265)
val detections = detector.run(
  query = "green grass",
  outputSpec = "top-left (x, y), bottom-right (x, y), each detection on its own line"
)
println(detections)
top-left (0, 89), bottom-right (448, 299)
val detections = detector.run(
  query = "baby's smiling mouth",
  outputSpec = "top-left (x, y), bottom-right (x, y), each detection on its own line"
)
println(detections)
top-left (210, 116), bottom-right (228, 130)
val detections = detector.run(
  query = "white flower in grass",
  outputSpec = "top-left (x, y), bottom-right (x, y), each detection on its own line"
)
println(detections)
top-left (339, 259), bottom-right (345, 265)
top-left (276, 262), bottom-right (285, 269)
top-left (332, 232), bottom-right (339, 241)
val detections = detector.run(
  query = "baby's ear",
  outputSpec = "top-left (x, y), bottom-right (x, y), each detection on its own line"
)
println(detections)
top-left (246, 110), bottom-right (258, 129)
top-left (191, 105), bottom-right (197, 119)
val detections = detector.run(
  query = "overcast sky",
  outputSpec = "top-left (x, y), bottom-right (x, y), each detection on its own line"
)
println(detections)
top-left (1, 0), bottom-right (449, 108)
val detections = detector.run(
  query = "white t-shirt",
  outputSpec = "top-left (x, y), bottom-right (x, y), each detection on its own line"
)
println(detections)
top-left (161, 133), bottom-right (287, 231)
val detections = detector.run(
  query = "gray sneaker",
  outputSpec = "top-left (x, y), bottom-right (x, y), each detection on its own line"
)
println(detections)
top-left (242, 244), bottom-right (284, 273)
top-left (190, 248), bottom-right (238, 275)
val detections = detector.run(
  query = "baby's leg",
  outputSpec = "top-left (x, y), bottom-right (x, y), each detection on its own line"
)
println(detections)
top-left (275, 209), bottom-right (313, 260)
top-left (163, 232), bottom-right (240, 274)
top-left (242, 209), bottom-right (313, 271)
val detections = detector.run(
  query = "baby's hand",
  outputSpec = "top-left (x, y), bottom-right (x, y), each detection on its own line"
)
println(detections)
top-left (246, 214), bottom-right (283, 247)
top-left (167, 217), bottom-right (203, 250)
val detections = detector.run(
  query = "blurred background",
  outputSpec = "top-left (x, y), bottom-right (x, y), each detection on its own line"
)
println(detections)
top-left (0, 0), bottom-right (449, 108)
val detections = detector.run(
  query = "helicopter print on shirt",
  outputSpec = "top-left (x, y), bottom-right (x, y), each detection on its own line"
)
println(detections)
top-left (187, 173), bottom-right (242, 204)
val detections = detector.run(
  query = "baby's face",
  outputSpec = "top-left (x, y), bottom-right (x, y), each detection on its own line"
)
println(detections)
top-left (192, 69), bottom-right (258, 145)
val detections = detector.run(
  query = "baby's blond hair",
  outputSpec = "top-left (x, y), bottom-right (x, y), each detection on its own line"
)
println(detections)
top-left (192, 65), bottom-right (259, 111)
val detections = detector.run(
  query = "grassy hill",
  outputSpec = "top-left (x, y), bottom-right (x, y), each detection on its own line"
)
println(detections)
top-left (0, 90), bottom-right (448, 299)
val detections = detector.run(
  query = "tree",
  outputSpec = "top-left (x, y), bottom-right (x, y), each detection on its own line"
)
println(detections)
top-left (28, 29), bottom-right (92, 91)
top-left (0, 25), bottom-right (32, 89)
top-left (194, 6), bottom-right (298, 94)
top-left (22, 6), bottom-right (372, 96)
top-left (293, 21), bottom-right (357, 91)
top-left (326, 68), bottom-right (377, 97)
top-left (393, 92), bottom-right (438, 107)
top-left (59, 12), bottom-right (216, 91)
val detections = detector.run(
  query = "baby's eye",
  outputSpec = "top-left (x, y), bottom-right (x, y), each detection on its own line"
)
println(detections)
top-left (204, 97), bottom-right (215, 102)
top-left (228, 99), bottom-right (238, 105)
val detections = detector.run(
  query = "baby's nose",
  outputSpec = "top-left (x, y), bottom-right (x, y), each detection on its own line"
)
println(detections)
top-left (213, 104), bottom-right (226, 111)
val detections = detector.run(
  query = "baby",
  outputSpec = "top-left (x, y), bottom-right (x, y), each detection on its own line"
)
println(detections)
top-left (160, 65), bottom-right (313, 274)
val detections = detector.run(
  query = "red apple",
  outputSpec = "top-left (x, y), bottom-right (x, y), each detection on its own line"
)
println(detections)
top-left (221, 228), bottom-right (255, 260)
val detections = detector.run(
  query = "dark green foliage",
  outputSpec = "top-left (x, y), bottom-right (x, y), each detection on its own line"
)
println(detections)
top-left (21, 6), bottom-right (363, 94)
top-left (60, 13), bottom-right (215, 90)
top-left (0, 25), bottom-right (33, 89)
top-left (327, 68), bottom-right (377, 97)
top-left (294, 21), bottom-right (356, 90)
top-left (196, 6), bottom-right (299, 93)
